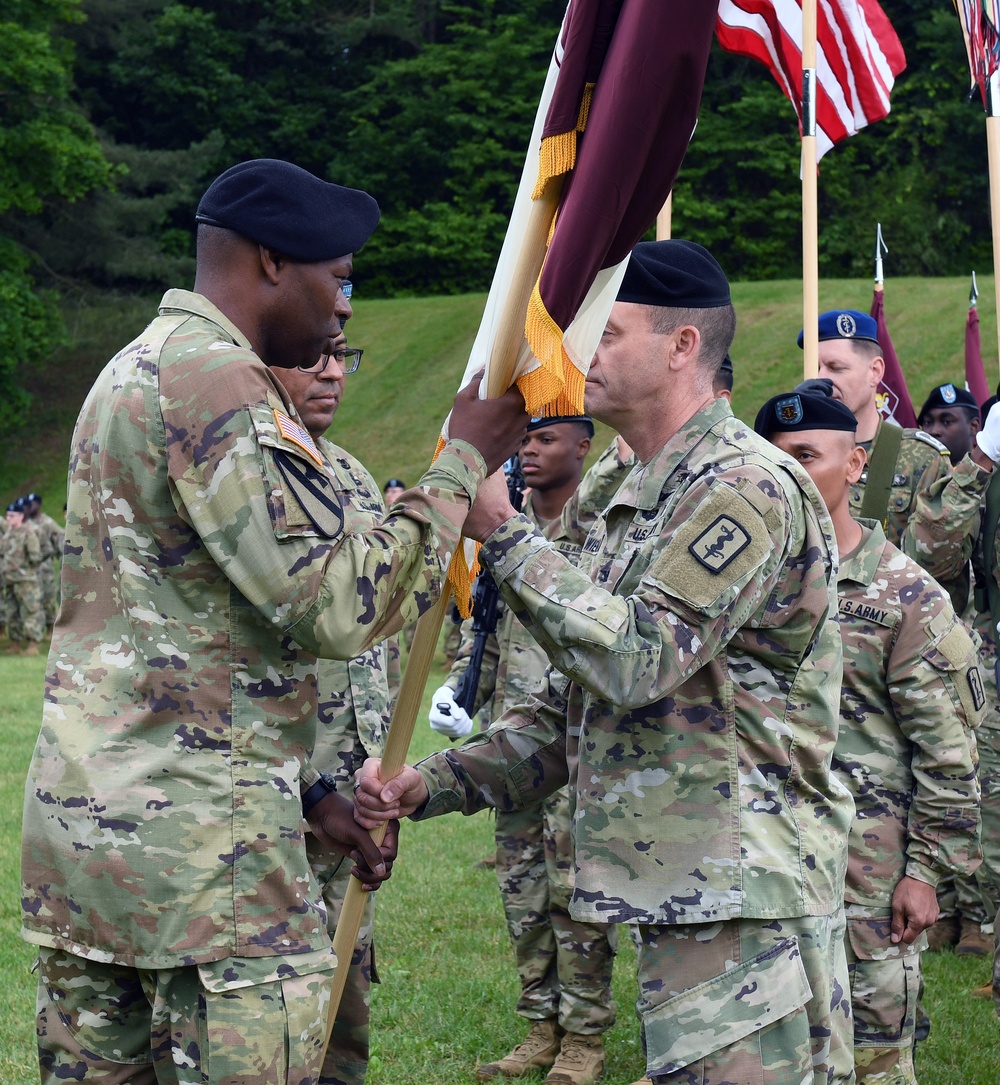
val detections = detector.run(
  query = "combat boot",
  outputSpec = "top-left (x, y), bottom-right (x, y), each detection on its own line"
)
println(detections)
top-left (476, 1019), bottom-right (564, 1081)
top-left (956, 918), bottom-right (992, 957)
top-left (629, 1078), bottom-right (653, 1085)
top-left (21, 641), bottom-right (40, 656)
top-left (972, 982), bottom-right (994, 999)
top-left (545, 1033), bottom-right (605, 1085)
top-left (924, 913), bottom-right (959, 950)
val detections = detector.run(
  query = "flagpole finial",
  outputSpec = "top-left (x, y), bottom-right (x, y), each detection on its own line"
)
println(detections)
top-left (873, 223), bottom-right (888, 286)
top-left (971, 270), bottom-right (979, 307)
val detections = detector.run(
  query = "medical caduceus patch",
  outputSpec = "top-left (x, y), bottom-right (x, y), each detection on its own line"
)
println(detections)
top-left (688, 514), bottom-right (752, 573)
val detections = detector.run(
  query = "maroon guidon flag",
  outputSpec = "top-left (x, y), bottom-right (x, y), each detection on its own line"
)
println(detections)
top-left (966, 300), bottom-right (991, 407)
top-left (871, 287), bottom-right (917, 429)
top-left (466, 0), bottom-right (720, 416)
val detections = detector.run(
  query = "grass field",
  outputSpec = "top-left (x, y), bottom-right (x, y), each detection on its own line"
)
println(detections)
top-left (3, 273), bottom-right (999, 511)
top-left (3, 279), bottom-right (1000, 1080)
top-left (2, 631), bottom-right (1000, 1084)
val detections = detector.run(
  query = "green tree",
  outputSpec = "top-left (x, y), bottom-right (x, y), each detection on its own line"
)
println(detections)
top-left (0, 0), bottom-right (110, 432)
top-left (338, 0), bottom-right (563, 295)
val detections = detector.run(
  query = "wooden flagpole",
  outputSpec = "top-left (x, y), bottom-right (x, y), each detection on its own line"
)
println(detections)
top-left (656, 192), bottom-right (673, 240)
top-left (801, 0), bottom-right (820, 380)
top-left (323, 589), bottom-right (453, 1052)
top-left (986, 71), bottom-right (1000, 382)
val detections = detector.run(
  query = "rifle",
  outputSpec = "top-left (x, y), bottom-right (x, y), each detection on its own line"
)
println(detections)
top-left (452, 455), bottom-right (525, 716)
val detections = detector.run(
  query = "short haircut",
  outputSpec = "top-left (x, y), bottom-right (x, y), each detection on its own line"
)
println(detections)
top-left (843, 337), bottom-right (882, 363)
top-left (647, 304), bottom-right (737, 370)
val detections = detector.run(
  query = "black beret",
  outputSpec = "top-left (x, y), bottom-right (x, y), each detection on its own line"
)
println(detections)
top-left (794, 377), bottom-right (835, 397)
top-left (918, 383), bottom-right (979, 418)
top-left (719, 353), bottom-right (733, 374)
top-left (617, 240), bottom-right (731, 308)
top-left (797, 309), bottom-right (880, 349)
top-left (754, 391), bottom-right (858, 438)
top-left (526, 414), bottom-right (595, 436)
top-left (196, 159), bottom-right (380, 262)
top-left (26, 492), bottom-right (41, 503)
top-left (383, 479), bottom-right (406, 490)
top-left (6, 502), bottom-right (18, 513)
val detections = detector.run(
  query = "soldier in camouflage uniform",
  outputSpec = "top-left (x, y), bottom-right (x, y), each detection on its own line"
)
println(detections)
top-left (920, 393), bottom-right (1000, 1011)
top-left (906, 384), bottom-right (997, 959)
top-left (19, 159), bottom-right (528, 1085)
top-left (801, 312), bottom-right (957, 594)
top-left (270, 335), bottom-right (396, 1085)
top-left (25, 493), bottom-right (65, 629)
top-left (759, 388), bottom-right (985, 1084)
top-left (430, 416), bottom-right (620, 1085)
top-left (3, 497), bottom-right (45, 654)
top-left (357, 241), bottom-right (855, 1085)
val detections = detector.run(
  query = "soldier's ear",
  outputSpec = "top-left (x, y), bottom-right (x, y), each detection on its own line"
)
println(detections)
top-left (847, 444), bottom-right (866, 485)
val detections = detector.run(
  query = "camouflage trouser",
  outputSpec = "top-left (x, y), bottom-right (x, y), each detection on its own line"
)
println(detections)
top-left (843, 906), bottom-right (920, 1084)
top-left (634, 911), bottom-right (853, 1085)
top-left (35, 945), bottom-right (336, 1084)
top-left (5, 578), bottom-right (44, 643)
top-left (39, 558), bottom-right (58, 626)
top-left (495, 786), bottom-right (617, 1034)
top-left (307, 840), bottom-right (376, 1085)
top-left (976, 725), bottom-right (1000, 910)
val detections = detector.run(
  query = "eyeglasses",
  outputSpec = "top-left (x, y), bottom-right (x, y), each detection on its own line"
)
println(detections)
top-left (298, 347), bottom-right (364, 375)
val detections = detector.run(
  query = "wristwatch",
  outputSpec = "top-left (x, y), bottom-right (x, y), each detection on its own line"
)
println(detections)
top-left (302, 772), bottom-right (338, 817)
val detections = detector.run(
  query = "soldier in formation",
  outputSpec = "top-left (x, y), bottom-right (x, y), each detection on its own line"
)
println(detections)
top-left (3, 496), bottom-right (45, 655)
top-left (357, 239), bottom-right (855, 1085)
top-left (19, 158), bottom-right (528, 1083)
top-left (25, 492), bottom-right (65, 630)
top-left (430, 414), bottom-right (620, 1085)
top-left (757, 386), bottom-right (984, 1083)
top-left (268, 330), bottom-right (399, 1085)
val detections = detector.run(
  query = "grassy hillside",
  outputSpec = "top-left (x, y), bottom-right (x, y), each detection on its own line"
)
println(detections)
top-left (3, 276), bottom-right (995, 512)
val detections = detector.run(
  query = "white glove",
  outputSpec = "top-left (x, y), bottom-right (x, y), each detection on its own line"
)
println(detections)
top-left (428, 685), bottom-right (473, 740)
top-left (977, 402), bottom-right (1000, 462)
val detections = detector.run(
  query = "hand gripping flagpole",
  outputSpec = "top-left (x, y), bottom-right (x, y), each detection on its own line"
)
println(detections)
top-left (801, 0), bottom-right (820, 380)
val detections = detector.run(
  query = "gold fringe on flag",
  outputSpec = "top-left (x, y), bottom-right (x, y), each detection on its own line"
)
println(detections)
top-left (531, 84), bottom-right (594, 200)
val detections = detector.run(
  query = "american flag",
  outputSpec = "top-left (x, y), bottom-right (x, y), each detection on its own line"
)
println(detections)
top-left (715, 0), bottom-right (906, 159)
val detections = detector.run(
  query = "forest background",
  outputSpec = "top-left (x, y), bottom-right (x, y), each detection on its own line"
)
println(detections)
top-left (2, 0), bottom-right (993, 438)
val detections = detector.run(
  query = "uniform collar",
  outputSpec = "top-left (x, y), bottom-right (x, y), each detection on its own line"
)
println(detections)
top-left (625, 397), bottom-right (734, 510)
top-left (158, 289), bottom-right (255, 353)
top-left (837, 518), bottom-right (885, 587)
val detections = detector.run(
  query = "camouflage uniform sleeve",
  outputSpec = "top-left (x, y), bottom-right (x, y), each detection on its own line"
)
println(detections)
top-left (888, 576), bottom-right (984, 885)
top-left (162, 352), bottom-right (486, 660)
top-left (412, 669), bottom-right (571, 819)
top-left (481, 469), bottom-right (795, 709)
top-left (559, 437), bottom-right (633, 544)
top-left (901, 452), bottom-right (991, 586)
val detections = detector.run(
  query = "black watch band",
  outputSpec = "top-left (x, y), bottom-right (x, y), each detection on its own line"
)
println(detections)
top-left (302, 772), bottom-right (337, 817)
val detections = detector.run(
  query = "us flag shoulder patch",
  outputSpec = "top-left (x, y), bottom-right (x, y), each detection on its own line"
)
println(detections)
top-left (274, 409), bottom-right (323, 467)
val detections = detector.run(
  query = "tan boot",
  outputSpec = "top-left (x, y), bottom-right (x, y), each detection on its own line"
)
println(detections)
top-left (476, 1019), bottom-right (564, 1081)
top-left (924, 913), bottom-right (960, 950)
top-left (972, 982), bottom-right (994, 999)
top-left (629, 1079), bottom-right (654, 1085)
top-left (956, 918), bottom-right (993, 957)
top-left (544, 1033), bottom-right (605, 1085)
top-left (21, 641), bottom-right (40, 656)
